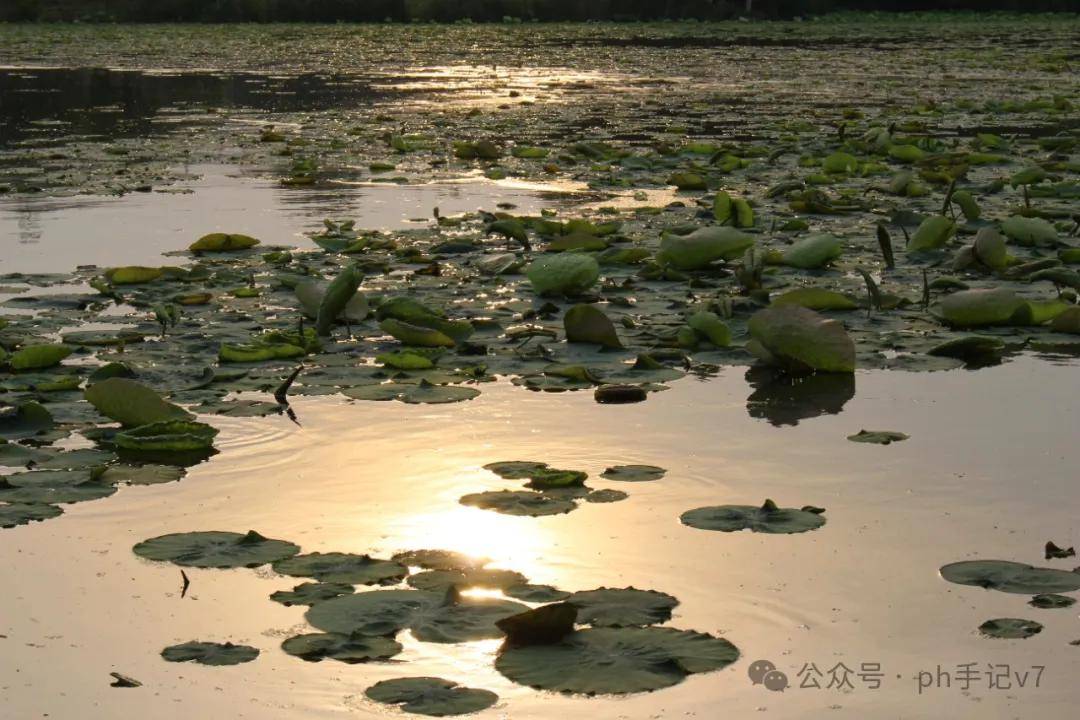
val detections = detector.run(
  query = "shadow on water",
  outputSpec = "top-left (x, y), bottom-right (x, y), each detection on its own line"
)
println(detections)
top-left (0, 67), bottom-right (388, 146)
top-left (744, 366), bottom-right (856, 427)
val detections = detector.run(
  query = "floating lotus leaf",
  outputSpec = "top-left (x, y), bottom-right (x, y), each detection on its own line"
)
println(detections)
top-left (567, 588), bottom-right (678, 627)
top-left (189, 233), bottom-right (259, 252)
top-left (1029, 593), bottom-right (1076, 609)
top-left (927, 335), bottom-right (1006, 361)
top-left (504, 584), bottom-right (572, 603)
top-left (400, 381), bottom-right (480, 404)
top-left (0, 478), bottom-right (115, 505)
top-left (4, 469), bottom-right (97, 488)
top-left (84, 378), bottom-right (192, 427)
top-left (779, 234), bottom-right (842, 269)
top-left (524, 468), bottom-right (587, 489)
top-left (380, 318), bottom-right (456, 348)
top-left (908, 216), bottom-right (956, 253)
top-left (9, 344), bottom-right (73, 370)
top-left (600, 465), bottom-right (666, 482)
top-left (365, 677), bottom-right (498, 717)
top-left (939, 560), bottom-right (1080, 595)
top-left (527, 253), bottom-right (600, 296)
top-left (847, 430), bottom-right (909, 445)
top-left (564, 304), bottom-right (622, 349)
top-left (934, 289), bottom-right (1028, 328)
top-left (282, 632), bottom-right (401, 663)
top-left (272, 552), bottom-right (407, 585)
top-left (0, 442), bottom-right (52, 465)
top-left (978, 618), bottom-right (1043, 639)
top-left (681, 499), bottom-right (826, 534)
top-left (133, 530), bottom-right (300, 569)
top-left (219, 342), bottom-right (304, 363)
top-left (104, 266), bottom-right (162, 285)
top-left (823, 151), bottom-right (858, 174)
top-left (114, 420), bottom-right (218, 452)
top-left (408, 568), bottom-right (527, 593)
top-left (586, 489), bottom-right (628, 503)
top-left (0, 402), bottom-right (55, 440)
top-left (100, 463), bottom-right (186, 485)
top-left (161, 641), bottom-right (259, 665)
top-left (377, 350), bottom-right (435, 370)
top-left (391, 549), bottom-right (488, 572)
top-left (305, 589), bottom-right (527, 643)
top-left (271, 582), bottom-right (355, 607)
top-left (483, 461), bottom-right (549, 480)
top-left (748, 305), bottom-right (856, 373)
top-left (772, 288), bottom-right (857, 311)
top-left (657, 227), bottom-right (753, 270)
top-left (460, 490), bottom-right (576, 517)
top-left (496, 626), bottom-right (739, 695)
top-left (0, 502), bottom-right (62, 528)
top-left (1001, 216), bottom-right (1058, 246)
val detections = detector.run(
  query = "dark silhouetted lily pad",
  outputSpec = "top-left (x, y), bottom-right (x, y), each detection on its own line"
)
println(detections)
top-left (567, 587), bottom-right (678, 627)
top-left (600, 465), bottom-right (666, 482)
top-left (272, 552), bottom-right (407, 585)
top-left (497, 603), bottom-right (577, 646)
top-left (847, 430), bottom-right (909, 445)
top-left (1029, 594), bottom-right (1076, 610)
top-left (0, 501), bottom-right (62, 528)
top-left (365, 677), bottom-right (498, 717)
top-left (483, 461), bottom-right (549, 480)
top-left (496, 626), bottom-right (739, 694)
top-left (282, 632), bottom-right (401, 663)
top-left (681, 499), bottom-right (826, 534)
top-left (270, 582), bottom-right (354, 607)
top-left (133, 530), bottom-right (300, 569)
top-left (978, 618), bottom-right (1043, 639)
top-left (161, 641), bottom-right (259, 665)
top-left (408, 568), bottom-right (527, 593)
top-left (459, 490), bottom-right (576, 517)
top-left (940, 560), bottom-right (1080, 595)
top-left (391, 549), bottom-right (487, 572)
top-left (585, 489), bottom-right (628, 503)
top-left (504, 584), bottom-right (571, 603)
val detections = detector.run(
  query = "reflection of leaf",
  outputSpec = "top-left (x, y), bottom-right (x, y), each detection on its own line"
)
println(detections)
top-left (745, 367), bottom-right (855, 427)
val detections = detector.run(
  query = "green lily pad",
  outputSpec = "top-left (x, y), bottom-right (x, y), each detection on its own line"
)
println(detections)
top-left (0, 502), bottom-right (62, 528)
top-left (105, 266), bottom-right (162, 285)
top-left (657, 227), bottom-right (753, 270)
top-left (305, 589), bottom-right (528, 643)
top-left (270, 582), bottom-right (355, 607)
top-left (9, 344), bottom-right (73, 371)
top-left (282, 632), bottom-right (401, 663)
top-left (847, 430), bottom-right (909, 445)
top-left (483, 461), bottom-right (549, 479)
top-left (527, 253), bottom-right (600, 296)
top-left (272, 553), bottom-right (407, 585)
top-left (0, 478), bottom-right (116, 505)
top-left (940, 560), bottom-right (1080, 595)
top-left (114, 420), bottom-right (218, 452)
top-left (585, 489), bottom-right (628, 503)
top-left (459, 490), bottom-right (576, 517)
top-left (567, 587), bottom-right (678, 627)
top-left (400, 381), bottom-right (480, 404)
top-left (687, 311), bottom-right (732, 346)
top-left (380, 318), bottom-right (456, 348)
top-left (681, 499), bottom-right (826, 534)
top-left (600, 465), bottom-right (666, 482)
top-left (496, 626), bottom-right (739, 695)
top-left (133, 530), bottom-right (300, 569)
top-left (365, 677), bottom-right (498, 717)
top-left (0, 402), bottom-right (55, 440)
top-left (564, 304), bottom-right (621, 349)
top-left (978, 618), bottom-right (1043, 640)
top-left (908, 216), bottom-right (956, 253)
top-left (524, 468), bottom-right (587, 489)
top-left (1029, 594), bottom-right (1076, 610)
top-left (161, 641), bottom-right (259, 665)
top-left (99, 463), bottom-right (186, 485)
top-left (779, 234), bottom-right (842, 269)
top-left (927, 335), bottom-right (1006, 361)
top-left (408, 568), bottom-right (527, 593)
top-left (1001, 216), bottom-right (1058, 246)
top-left (748, 305), bottom-right (856, 373)
top-left (934, 289), bottom-right (1029, 328)
top-left (36, 449), bottom-right (116, 470)
top-left (189, 233), bottom-right (259, 253)
top-left (84, 378), bottom-right (193, 427)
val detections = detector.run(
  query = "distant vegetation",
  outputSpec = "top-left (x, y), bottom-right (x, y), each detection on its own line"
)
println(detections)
top-left (3, 0), bottom-right (1076, 22)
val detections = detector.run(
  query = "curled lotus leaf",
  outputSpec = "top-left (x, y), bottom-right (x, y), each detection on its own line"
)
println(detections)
top-left (933, 288), bottom-right (1028, 328)
top-left (282, 632), bottom-right (402, 663)
top-left (365, 677), bottom-right (498, 717)
top-left (939, 560), bottom-right (1080, 595)
top-left (524, 468), bottom-right (587, 490)
top-left (567, 587), bottom-right (678, 627)
top-left (84, 378), bottom-right (193, 428)
top-left (295, 279), bottom-right (368, 323)
top-left (978, 618), bottom-right (1043, 640)
top-left (657, 226), bottom-right (753, 270)
top-left (927, 335), bottom-right (1006, 361)
top-left (408, 568), bottom-right (527, 593)
top-left (391, 549), bottom-right (489, 572)
top-left (748, 305), bottom-right (855, 374)
top-left (564, 304), bottom-right (622, 349)
top-left (270, 582), bottom-right (355, 607)
top-left (907, 216), bottom-right (956, 253)
top-left (380, 318), bottom-right (456, 348)
top-left (9, 344), bottom-right (74, 371)
top-left (527, 253), bottom-right (600, 296)
top-left (600, 465), bottom-right (666, 482)
top-left (133, 530), bottom-right (300, 569)
top-left (104, 266), bottom-right (162, 285)
top-left (681, 499), bottom-right (827, 534)
top-left (1001, 216), bottom-right (1058, 246)
top-left (497, 603), bottom-right (577, 646)
top-left (114, 420), bottom-right (218, 452)
top-left (161, 641), bottom-right (259, 665)
top-left (0, 502), bottom-right (62, 528)
top-left (496, 626), bottom-right (739, 695)
top-left (272, 552), bottom-right (407, 585)
top-left (779, 234), bottom-right (843, 269)
top-left (483, 461), bottom-right (549, 480)
top-left (305, 589), bottom-right (528, 643)
top-left (459, 490), bottom-right (577, 517)
top-left (189, 233), bottom-right (259, 252)
top-left (772, 288), bottom-right (857, 312)
top-left (847, 430), bottom-right (909, 445)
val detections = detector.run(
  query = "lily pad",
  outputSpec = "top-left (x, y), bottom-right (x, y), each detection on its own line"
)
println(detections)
top-left (270, 582), bottom-right (355, 607)
top-left (847, 430), bottom-right (909, 445)
top-left (84, 378), bottom-right (192, 427)
top-left (567, 587), bottom-right (678, 627)
top-left (0, 501), bottom-right (62, 528)
top-left (496, 626), bottom-right (739, 695)
top-left (564, 304), bottom-right (621, 349)
top-left (161, 641), bottom-right (259, 665)
top-left (1029, 593), bottom-right (1076, 610)
top-left (657, 226), bottom-right (753, 270)
top-left (600, 465), bottom-right (666, 482)
top-left (114, 420), bottom-right (218, 452)
top-left (483, 461), bottom-right (549, 479)
top-left (365, 677), bottom-right (498, 717)
top-left (681, 499), bottom-right (826, 534)
top-left (391, 549), bottom-right (488, 572)
top-left (305, 589), bottom-right (528, 643)
top-left (748, 305), bottom-right (856, 373)
top-left (940, 560), bottom-right (1080, 595)
top-left (504, 584), bottom-right (572, 603)
top-left (272, 552), bottom-right (407, 585)
top-left (779, 234), bottom-right (842, 269)
top-left (408, 568), bottom-right (527, 593)
top-left (133, 530), bottom-right (300, 569)
top-left (459, 490), bottom-right (576, 517)
top-left (527, 253), bottom-right (600, 296)
top-left (1001, 216), bottom-right (1058, 246)
top-left (0, 402), bottom-right (55, 440)
top-left (908, 216), bottom-right (956, 253)
top-left (99, 463), bottom-right (186, 485)
top-left (9, 344), bottom-right (73, 371)
top-left (282, 632), bottom-right (401, 663)
top-left (978, 618), bottom-right (1043, 640)
top-left (934, 288), bottom-right (1028, 328)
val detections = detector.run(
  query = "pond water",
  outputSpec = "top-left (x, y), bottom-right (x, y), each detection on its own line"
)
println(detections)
top-left (1, 16), bottom-right (1078, 720)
